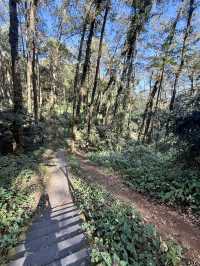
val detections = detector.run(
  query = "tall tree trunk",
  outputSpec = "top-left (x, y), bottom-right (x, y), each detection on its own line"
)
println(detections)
top-left (50, 64), bottom-right (57, 111)
top-left (71, 17), bottom-right (88, 143)
top-left (32, 29), bottom-right (38, 123)
top-left (103, 74), bottom-right (115, 95)
top-left (27, 0), bottom-right (38, 122)
top-left (139, 2), bottom-right (183, 141)
top-left (26, 0), bottom-right (32, 113)
top-left (71, 3), bottom-right (94, 151)
top-left (19, 6), bottom-right (26, 58)
top-left (36, 50), bottom-right (41, 118)
top-left (96, 73), bottom-right (115, 120)
top-left (189, 73), bottom-right (194, 94)
top-left (140, 80), bottom-right (159, 142)
top-left (9, 0), bottom-right (23, 151)
top-left (76, 17), bottom-right (96, 120)
top-left (169, 0), bottom-right (195, 111)
top-left (113, 0), bottom-right (152, 117)
top-left (87, 0), bottom-right (110, 139)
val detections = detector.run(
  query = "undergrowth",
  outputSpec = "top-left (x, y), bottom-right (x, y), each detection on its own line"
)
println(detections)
top-left (88, 141), bottom-right (200, 215)
top-left (0, 152), bottom-right (42, 261)
top-left (71, 175), bottom-right (182, 266)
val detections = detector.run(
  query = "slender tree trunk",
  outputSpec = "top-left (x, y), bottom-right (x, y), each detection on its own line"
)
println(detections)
top-left (19, 7), bottom-right (26, 58)
top-left (50, 68), bottom-right (56, 111)
top-left (87, 0), bottom-right (110, 139)
top-left (72, 21), bottom-right (87, 115)
top-left (138, 74), bottom-right (153, 141)
top-left (113, 83), bottom-right (123, 117)
top-left (103, 75), bottom-right (115, 95)
top-left (141, 80), bottom-right (159, 142)
top-left (32, 30), bottom-right (38, 123)
top-left (76, 17), bottom-right (96, 120)
top-left (36, 51), bottom-right (41, 118)
top-left (27, 54), bottom-right (32, 113)
top-left (9, 0), bottom-right (23, 151)
top-left (96, 74), bottom-right (115, 120)
top-left (91, 1), bottom-right (109, 106)
top-left (27, 0), bottom-right (38, 122)
top-left (113, 0), bottom-right (152, 117)
top-left (139, 2), bottom-right (183, 141)
top-left (189, 73), bottom-right (194, 94)
top-left (169, 0), bottom-right (195, 111)
top-left (146, 61), bottom-right (165, 141)
top-left (26, 0), bottom-right (32, 113)
top-left (71, 18), bottom-right (88, 143)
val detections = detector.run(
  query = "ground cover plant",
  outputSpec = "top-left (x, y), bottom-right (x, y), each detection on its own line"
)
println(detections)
top-left (0, 152), bottom-right (42, 262)
top-left (71, 174), bottom-right (182, 266)
top-left (88, 141), bottom-right (200, 215)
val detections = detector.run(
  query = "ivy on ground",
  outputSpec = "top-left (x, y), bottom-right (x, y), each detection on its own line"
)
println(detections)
top-left (88, 141), bottom-right (200, 215)
top-left (0, 153), bottom-right (40, 260)
top-left (72, 177), bottom-right (182, 266)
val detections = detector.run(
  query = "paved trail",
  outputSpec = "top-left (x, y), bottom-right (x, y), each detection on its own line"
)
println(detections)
top-left (9, 150), bottom-right (90, 266)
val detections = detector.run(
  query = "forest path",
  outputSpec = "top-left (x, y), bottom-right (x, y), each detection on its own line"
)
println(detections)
top-left (8, 150), bottom-right (90, 266)
top-left (74, 151), bottom-right (200, 265)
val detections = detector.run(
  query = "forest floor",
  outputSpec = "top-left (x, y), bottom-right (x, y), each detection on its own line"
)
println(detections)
top-left (73, 151), bottom-right (200, 265)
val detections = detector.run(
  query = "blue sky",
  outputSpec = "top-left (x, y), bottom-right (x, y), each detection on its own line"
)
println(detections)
top-left (1, 0), bottom-right (199, 93)
top-left (35, 0), bottom-right (199, 93)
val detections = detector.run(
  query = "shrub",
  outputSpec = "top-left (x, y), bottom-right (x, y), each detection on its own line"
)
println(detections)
top-left (170, 93), bottom-right (200, 162)
top-left (88, 141), bottom-right (200, 214)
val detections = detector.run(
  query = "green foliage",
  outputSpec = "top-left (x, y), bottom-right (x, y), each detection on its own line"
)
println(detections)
top-left (0, 154), bottom-right (37, 187)
top-left (169, 93), bottom-right (200, 162)
top-left (0, 188), bottom-right (34, 253)
top-left (0, 153), bottom-right (40, 258)
top-left (89, 141), bottom-right (200, 214)
top-left (72, 177), bottom-right (182, 266)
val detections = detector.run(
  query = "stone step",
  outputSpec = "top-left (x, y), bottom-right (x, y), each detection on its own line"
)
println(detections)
top-left (26, 215), bottom-right (82, 241)
top-left (30, 208), bottom-right (79, 230)
top-left (48, 203), bottom-right (75, 213)
top-left (36, 203), bottom-right (76, 219)
top-left (11, 224), bottom-right (83, 260)
top-left (9, 233), bottom-right (87, 266)
top-left (48, 248), bottom-right (90, 266)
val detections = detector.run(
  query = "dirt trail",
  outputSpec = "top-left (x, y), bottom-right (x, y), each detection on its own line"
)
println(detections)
top-left (75, 152), bottom-right (200, 265)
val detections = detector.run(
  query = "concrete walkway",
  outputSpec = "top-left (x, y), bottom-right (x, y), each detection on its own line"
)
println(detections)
top-left (9, 150), bottom-right (90, 266)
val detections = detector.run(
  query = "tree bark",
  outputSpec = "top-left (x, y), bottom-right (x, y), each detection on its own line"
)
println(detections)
top-left (87, 0), bottom-right (110, 138)
top-left (169, 0), bottom-right (195, 111)
top-left (71, 17), bottom-right (88, 140)
top-left (9, 0), bottom-right (23, 151)
top-left (26, 0), bottom-right (38, 122)
top-left (139, 2), bottom-right (183, 141)
top-left (76, 17), bottom-right (96, 120)
top-left (140, 80), bottom-right (159, 142)
top-left (113, 0), bottom-right (152, 117)
top-left (26, 0), bottom-right (32, 113)
top-left (32, 27), bottom-right (38, 123)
